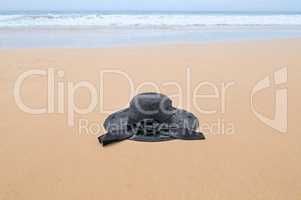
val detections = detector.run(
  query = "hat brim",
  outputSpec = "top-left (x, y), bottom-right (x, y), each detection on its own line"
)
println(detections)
top-left (104, 107), bottom-right (199, 132)
top-left (129, 134), bottom-right (174, 142)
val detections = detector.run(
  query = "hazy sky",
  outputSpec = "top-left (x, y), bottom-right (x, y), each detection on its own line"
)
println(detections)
top-left (1, 0), bottom-right (301, 11)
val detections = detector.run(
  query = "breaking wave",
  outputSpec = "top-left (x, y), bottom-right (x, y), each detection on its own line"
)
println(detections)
top-left (1, 12), bottom-right (301, 29)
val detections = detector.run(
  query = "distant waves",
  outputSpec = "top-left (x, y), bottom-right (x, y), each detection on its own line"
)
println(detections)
top-left (1, 12), bottom-right (301, 29)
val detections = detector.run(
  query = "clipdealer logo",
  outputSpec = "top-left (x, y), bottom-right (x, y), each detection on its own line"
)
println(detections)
top-left (250, 68), bottom-right (288, 133)
top-left (13, 67), bottom-right (236, 136)
top-left (13, 66), bottom-right (288, 135)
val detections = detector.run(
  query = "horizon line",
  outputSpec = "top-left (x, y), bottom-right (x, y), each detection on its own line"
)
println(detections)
top-left (1, 9), bottom-right (301, 13)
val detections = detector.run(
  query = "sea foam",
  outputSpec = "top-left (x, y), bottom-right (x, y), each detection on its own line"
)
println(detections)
top-left (1, 12), bottom-right (301, 28)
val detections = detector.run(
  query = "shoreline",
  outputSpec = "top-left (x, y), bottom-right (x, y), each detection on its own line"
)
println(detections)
top-left (1, 37), bottom-right (301, 50)
top-left (1, 25), bottom-right (301, 48)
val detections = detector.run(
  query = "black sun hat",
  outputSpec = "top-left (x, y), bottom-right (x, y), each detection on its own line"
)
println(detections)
top-left (98, 92), bottom-right (205, 146)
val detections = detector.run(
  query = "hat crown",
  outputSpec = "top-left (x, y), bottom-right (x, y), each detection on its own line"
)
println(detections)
top-left (128, 93), bottom-right (174, 124)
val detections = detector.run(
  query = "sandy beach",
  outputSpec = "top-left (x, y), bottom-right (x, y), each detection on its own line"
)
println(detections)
top-left (0, 39), bottom-right (301, 199)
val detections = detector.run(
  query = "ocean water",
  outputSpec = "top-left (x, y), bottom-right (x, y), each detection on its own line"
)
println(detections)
top-left (1, 11), bottom-right (301, 48)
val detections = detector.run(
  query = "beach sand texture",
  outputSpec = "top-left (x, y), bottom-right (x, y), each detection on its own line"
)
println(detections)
top-left (0, 39), bottom-right (301, 200)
